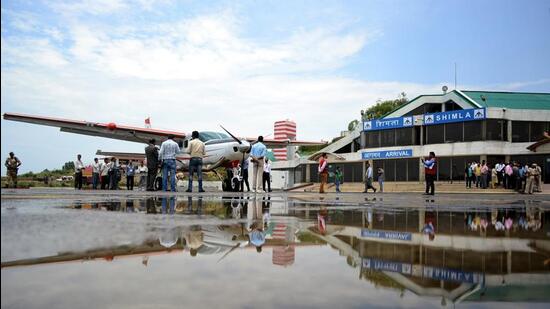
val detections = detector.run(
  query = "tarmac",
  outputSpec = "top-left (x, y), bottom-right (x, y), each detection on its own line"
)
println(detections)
top-left (2, 187), bottom-right (549, 210)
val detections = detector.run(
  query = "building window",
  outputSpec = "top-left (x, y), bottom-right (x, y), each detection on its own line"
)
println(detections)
top-left (407, 158), bottom-right (419, 181)
top-left (530, 122), bottom-right (549, 142)
top-left (445, 122), bottom-right (463, 143)
top-left (463, 121), bottom-right (483, 142)
top-left (380, 129), bottom-right (395, 147)
top-left (512, 121), bottom-right (530, 142)
top-left (384, 160), bottom-right (396, 181)
top-left (485, 119), bottom-right (506, 141)
top-left (395, 127), bottom-right (413, 146)
top-left (426, 124), bottom-right (445, 144)
top-left (438, 157), bottom-right (451, 181)
top-left (366, 131), bottom-right (380, 148)
top-left (396, 159), bottom-right (407, 181)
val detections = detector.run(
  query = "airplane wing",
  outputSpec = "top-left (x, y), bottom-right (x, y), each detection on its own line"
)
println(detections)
top-left (3, 113), bottom-right (186, 145)
top-left (245, 138), bottom-right (327, 148)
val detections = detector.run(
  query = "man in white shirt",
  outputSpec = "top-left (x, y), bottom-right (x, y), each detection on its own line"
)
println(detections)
top-left (158, 135), bottom-right (180, 192)
top-left (74, 154), bottom-right (84, 190)
top-left (495, 162), bottom-right (504, 187)
top-left (100, 158), bottom-right (111, 190)
top-left (91, 158), bottom-right (102, 190)
top-left (363, 162), bottom-right (377, 193)
top-left (137, 162), bottom-right (148, 191)
top-left (262, 158), bottom-right (272, 192)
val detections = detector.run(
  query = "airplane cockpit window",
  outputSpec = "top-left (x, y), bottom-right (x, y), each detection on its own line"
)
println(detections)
top-left (198, 131), bottom-right (230, 142)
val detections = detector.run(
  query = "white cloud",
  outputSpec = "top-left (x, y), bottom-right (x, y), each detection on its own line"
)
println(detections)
top-left (1, 6), bottom-right (443, 173)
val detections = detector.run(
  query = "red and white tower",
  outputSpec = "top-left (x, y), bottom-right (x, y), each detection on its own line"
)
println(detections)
top-left (273, 120), bottom-right (296, 161)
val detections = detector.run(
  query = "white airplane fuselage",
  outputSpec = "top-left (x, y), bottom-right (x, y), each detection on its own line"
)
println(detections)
top-left (174, 138), bottom-right (251, 171)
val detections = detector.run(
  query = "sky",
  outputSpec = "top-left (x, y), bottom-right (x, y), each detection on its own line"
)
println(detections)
top-left (2, 0), bottom-right (550, 174)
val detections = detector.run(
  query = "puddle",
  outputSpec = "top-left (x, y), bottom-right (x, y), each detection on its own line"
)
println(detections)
top-left (2, 195), bottom-right (550, 308)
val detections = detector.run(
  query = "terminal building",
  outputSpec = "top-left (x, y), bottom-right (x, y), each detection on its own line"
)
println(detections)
top-left (272, 90), bottom-right (550, 188)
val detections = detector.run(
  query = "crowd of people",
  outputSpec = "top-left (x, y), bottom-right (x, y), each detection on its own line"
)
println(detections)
top-left (465, 161), bottom-right (543, 194)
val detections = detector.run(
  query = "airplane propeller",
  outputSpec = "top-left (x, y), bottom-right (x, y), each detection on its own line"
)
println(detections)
top-left (220, 125), bottom-right (242, 145)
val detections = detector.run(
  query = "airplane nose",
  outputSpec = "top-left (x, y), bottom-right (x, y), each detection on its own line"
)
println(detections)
top-left (237, 141), bottom-right (250, 153)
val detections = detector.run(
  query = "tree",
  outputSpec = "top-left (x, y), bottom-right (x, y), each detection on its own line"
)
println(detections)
top-left (62, 161), bottom-right (75, 171)
top-left (348, 120), bottom-right (359, 131)
top-left (361, 92), bottom-right (408, 120)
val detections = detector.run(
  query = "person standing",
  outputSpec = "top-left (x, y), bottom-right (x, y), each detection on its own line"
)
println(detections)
top-left (250, 136), bottom-right (267, 193)
top-left (100, 158), bottom-right (111, 189)
top-left (474, 163), bottom-right (481, 188)
top-left (495, 162), bottom-right (504, 187)
top-left (159, 135), bottom-right (179, 192)
top-left (465, 163), bottom-right (473, 188)
top-left (504, 163), bottom-right (513, 189)
top-left (318, 153), bottom-right (329, 193)
top-left (126, 161), bottom-right (136, 191)
top-left (262, 158), bottom-right (272, 192)
top-left (186, 131), bottom-right (206, 193)
top-left (422, 152), bottom-right (437, 195)
top-left (334, 166), bottom-right (343, 193)
top-left (377, 167), bottom-right (385, 193)
top-left (533, 163), bottom-right (542, 192)
top-left (137, 161), bottom-right (148, 191)
top-left (363, 162), bottom-right (377, 193)
top-left (145, 139), bottom-right (159, 191)
top-left (91, 158), bottom-right (101, 189)
top-left (480, 160), bottom-right (488, 189)
top-left (109, 157), bottom-right (120, 190)
top-left (525, 164), bottom-right (535, 194)
top-left (74, 154), bottom-right (84, 190)
top-left (241, 157), bottom-right (250, 192)
top-left (4, 152), bottom-right (21, 188)
top-left (491, 165), bottom-right (498, 189)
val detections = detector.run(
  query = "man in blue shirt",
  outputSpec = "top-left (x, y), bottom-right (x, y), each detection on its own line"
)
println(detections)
top-left (250, 136), bottom-right (267, 193)
top-left (158, 135), bottom-right (180, 192)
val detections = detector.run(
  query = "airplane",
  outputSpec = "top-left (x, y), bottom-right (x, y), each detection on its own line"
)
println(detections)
top-left (3, 113), bottom-right (326, 191)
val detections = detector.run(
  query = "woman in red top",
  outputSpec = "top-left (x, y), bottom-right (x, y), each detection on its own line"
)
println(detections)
top-left (318, 153), bottom-right (328, 193)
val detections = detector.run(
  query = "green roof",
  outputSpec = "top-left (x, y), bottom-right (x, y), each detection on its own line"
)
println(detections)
top-left (462, 90), bottom-right (550, 110)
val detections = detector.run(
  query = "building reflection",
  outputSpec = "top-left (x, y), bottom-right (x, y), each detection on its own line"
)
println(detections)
top-left (8, 198), bottom-right (549, 303)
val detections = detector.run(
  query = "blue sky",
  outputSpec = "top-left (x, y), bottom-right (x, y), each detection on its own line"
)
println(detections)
top-left (2, 0), bottom-right (550, 173)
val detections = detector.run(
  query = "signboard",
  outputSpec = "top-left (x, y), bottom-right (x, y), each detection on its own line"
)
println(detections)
top-left (420, 266), bottom-right (479, 284)
top-left (363, 116), bottom-right (413, 131)
top-left (362, 258), bottom-right (412, 275)
top-left (424, 108), bottom-right (486, 126)
top-left (362, 149), bottom-right (413, 160)
top-left (361, 229), bottom-right (412, 241)
top-left (363, 108), bottom-right (486, 131)
top-left (362, 258), bottom-right (481, 284)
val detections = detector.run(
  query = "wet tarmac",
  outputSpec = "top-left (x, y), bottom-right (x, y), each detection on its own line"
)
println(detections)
top-left (2, 189), bottom-right (550, 308)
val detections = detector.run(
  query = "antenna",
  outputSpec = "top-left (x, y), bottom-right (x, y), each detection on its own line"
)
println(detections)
top-left (454, 62), bottom-right (457, 90)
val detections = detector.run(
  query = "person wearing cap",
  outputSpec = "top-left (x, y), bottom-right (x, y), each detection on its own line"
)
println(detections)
top-left (145, 138), bottom-right (159, 191)
top-left (159, 135), bottom-right (179, 192)
top-left (4, 152), bottom-right (21, 188)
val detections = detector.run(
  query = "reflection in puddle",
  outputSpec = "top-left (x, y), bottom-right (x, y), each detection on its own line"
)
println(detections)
top-left (2, 196), bottom-right (550, 308)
